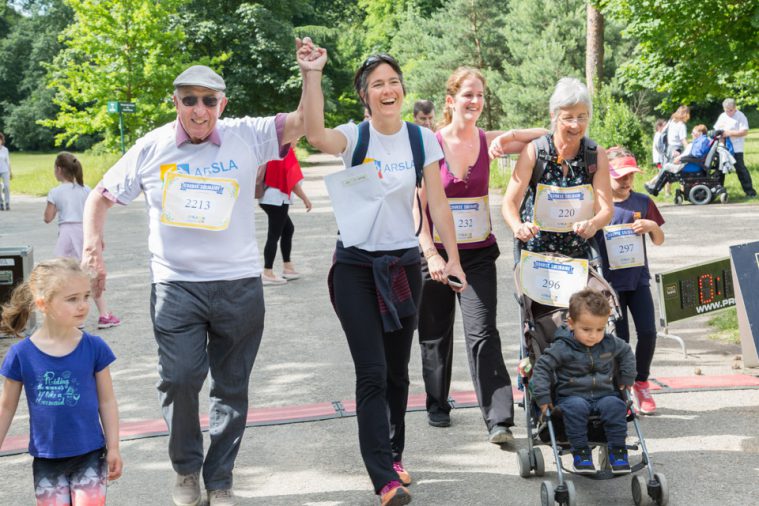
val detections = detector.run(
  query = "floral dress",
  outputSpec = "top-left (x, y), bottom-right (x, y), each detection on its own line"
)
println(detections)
top-left (520, 134), bottom-right (594, 259)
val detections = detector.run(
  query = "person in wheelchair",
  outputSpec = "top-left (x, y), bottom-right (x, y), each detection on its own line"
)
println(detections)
top-left (531, 288), bottom-right (636, 475)
top-left (645, 124), bottom-right (710, 197)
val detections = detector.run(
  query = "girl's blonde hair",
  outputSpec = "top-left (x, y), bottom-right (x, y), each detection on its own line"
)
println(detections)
top-left (55, 152), bottom-right (84, 186)
top-left (440, 66), bottom-right (486, 128)
top-left (671, 105), bottom-right (691, 123)
top-left (0, 258), bottom-right (89, 337)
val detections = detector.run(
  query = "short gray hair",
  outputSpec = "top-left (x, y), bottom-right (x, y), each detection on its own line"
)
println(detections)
top-left (722, 98), bottom-right (736, 110)
top-left (549, 77), bottom-right (592, 129)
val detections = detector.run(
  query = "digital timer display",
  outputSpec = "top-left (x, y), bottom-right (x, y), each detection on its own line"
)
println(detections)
top-left (656, 257), bottom-right (736, 326)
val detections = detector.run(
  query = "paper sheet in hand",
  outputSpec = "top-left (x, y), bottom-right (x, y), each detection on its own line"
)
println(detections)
top-left (324, 163), bottom-right (385, 247)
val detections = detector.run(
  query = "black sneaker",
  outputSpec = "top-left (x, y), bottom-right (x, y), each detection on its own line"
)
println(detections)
top-left (609, 446), bottom-right (631, 474)
top-left (644, 183), bottom-right (659, 197)
top-left (427, 411), bottom-right (451, 428)
top-left (571, 447), bottom-right (595, 474)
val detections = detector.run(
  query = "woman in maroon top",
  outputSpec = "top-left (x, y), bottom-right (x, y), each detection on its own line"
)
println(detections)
top-left (416, 67), bottom-right (546, 441)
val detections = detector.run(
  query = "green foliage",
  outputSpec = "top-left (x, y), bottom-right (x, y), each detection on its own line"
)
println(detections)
top-left (41, 0), bottom-right (198, 151)
top-left (391, 0), bottom-right (510, 130)
top-left (0, 0), bottom-right (72, 150)
top-left (496, 0), bottom-right (586, 128)
top-left (589, 86), bottom-right (648, 161)
top-left (602, 0), bottom-right (759, 109)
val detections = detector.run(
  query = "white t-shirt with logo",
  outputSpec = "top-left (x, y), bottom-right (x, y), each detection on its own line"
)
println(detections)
top-left (713, 110), bottom-right (749, 153)
top-left (47, 183), bottom-right (91, 224)
top-left (335, 121), bottom-right (443, 252)
top-left (101, 117), bottom-right (282, 282)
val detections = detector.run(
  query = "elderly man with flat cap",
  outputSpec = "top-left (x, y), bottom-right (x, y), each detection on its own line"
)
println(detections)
top-left (82, 40), bottom-right (322, 506)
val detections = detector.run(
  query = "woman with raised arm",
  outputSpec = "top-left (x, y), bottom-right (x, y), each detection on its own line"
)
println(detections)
top-left (298, 39), bottom-right (466, 506)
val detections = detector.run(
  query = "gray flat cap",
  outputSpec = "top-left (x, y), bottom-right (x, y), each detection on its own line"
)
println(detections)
top-left (173, 65), bottom-right (226, 92)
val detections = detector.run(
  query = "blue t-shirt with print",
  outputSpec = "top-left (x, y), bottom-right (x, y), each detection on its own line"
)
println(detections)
top-left (595, 191), bottom-right (665, 292)
top-left (0, 332), bottom-right (116, 458)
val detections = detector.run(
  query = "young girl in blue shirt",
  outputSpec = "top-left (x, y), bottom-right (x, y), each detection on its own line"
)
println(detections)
top-left (0, 257), bottom-right (122, 505)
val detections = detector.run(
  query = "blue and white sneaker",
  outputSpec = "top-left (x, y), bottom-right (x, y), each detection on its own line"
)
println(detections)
top-left (571, 447), bottom-right (595, 474)
top-left (609, 446), bottom-right (631, 474)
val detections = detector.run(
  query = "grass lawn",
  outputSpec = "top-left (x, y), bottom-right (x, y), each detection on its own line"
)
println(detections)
top-left (7, 145), bottom-right (313, 198)
top-left (9, 152), bottom-right (121, 197)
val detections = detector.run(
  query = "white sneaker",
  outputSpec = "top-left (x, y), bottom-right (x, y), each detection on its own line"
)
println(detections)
top-left (262, 274), bottom-right (287, 286)
top-left (208, 489), bottom-right (236, 506)
top-left (282, 270), bottom-right (301, 280)
top-left (173, 472), bottom-right (201, 506)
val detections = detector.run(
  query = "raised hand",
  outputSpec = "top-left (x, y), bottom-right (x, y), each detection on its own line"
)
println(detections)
top-left (296, 37), bottom-right (327, 73)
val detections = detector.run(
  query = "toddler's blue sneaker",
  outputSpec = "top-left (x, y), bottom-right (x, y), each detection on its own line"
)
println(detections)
top-left (571, 447), bottom-right (595, 474)
top-left (609, 446), bottom-right (631, 474)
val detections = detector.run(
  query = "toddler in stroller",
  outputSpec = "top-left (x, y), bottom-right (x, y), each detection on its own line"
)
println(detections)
top-left (531, 288), bottom-right (636, 476)
top-left (514, 271), bottom-right (669, 505)
top-left (645, 125), bottom-right (734, 205)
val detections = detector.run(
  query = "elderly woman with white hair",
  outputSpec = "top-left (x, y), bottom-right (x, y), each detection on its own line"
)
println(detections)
top-left (500, 77), bottom-right (612, 260)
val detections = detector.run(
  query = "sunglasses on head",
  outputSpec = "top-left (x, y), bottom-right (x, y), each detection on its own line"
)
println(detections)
top-left (180, 95), bottom-right (220, 108)
top-left (359, 53), bottom-right (398, 72)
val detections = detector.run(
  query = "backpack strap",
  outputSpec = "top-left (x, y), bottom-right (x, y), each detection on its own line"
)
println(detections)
top-left (531, 135), bottom-right (552, 187)
top-left (584, 137), bottom-right (598, 181)
top-left (351, 120), bottom-right (371, 167)
top-left (405, 121), bottom-right (425, 187)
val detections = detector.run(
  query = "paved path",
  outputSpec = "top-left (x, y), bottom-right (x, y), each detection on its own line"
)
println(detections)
top-left (0, 153), bottom-right (757, 505)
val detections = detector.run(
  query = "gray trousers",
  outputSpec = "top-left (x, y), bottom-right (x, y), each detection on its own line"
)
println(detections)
top-left (0, 171), bottom-right (9, 206)
top-left (150, 277), bottom-right (264, 491)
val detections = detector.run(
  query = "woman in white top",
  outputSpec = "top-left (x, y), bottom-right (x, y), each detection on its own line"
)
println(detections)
top-left (666, 105), bottom-right (690, 161)
top-left (0, 133), bottom-right (11, 211)
top-left (299, 38), bottom-right (465, 506)
top-left (44, 152), bottom-right (121, 329)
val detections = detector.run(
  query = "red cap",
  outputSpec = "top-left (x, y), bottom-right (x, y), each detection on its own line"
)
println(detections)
top-left (609, 155), bottom-right (642, 179)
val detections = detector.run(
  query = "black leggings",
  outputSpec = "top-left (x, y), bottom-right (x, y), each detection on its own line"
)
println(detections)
top-left (333, 260), bottom-right (422, 493)
top-left (614, 288), bottom-right (657, 382)
top-left (259, 203), bottom-right (293, 269)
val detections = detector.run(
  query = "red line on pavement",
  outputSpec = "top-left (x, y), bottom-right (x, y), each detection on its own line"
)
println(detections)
top-left (1, 374), bottom-right (757, 455)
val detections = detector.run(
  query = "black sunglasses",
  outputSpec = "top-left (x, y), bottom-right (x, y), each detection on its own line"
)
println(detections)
top-left (180, 95), bottom-right (220, 108)
top-left (359, 53), bottom-right (397, 72)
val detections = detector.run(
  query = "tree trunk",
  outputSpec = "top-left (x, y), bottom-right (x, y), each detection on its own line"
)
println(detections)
top-left (586, 2), bottom-right (604, 94)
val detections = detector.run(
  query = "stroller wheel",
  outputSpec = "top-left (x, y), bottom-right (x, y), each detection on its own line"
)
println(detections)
top-left (532, 447), bottom-right (545, 476)
top-left (540, 480), bottom-right (555, 506)
top-left (632, 475), bottom-right (650, 505)
top-left (654, 473), bottom-right (669, 506)
top-left (517, 449), bottom-right (532, 478)
top-left (688, 184), bottom-right (712, 205)
top-left (564, 480), bottom-right (577, 506)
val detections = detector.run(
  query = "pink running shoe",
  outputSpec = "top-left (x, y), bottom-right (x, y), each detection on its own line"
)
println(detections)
top-left (97, 313), bottom-right (122, 329)
top-left (633, 381), bottom-right (657, 414)
top-left (392, 461), bottom-right (411, 486)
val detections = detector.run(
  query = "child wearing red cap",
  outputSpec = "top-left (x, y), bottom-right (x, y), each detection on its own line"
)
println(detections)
top-left (594, 147), bottom-right (665, 414)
